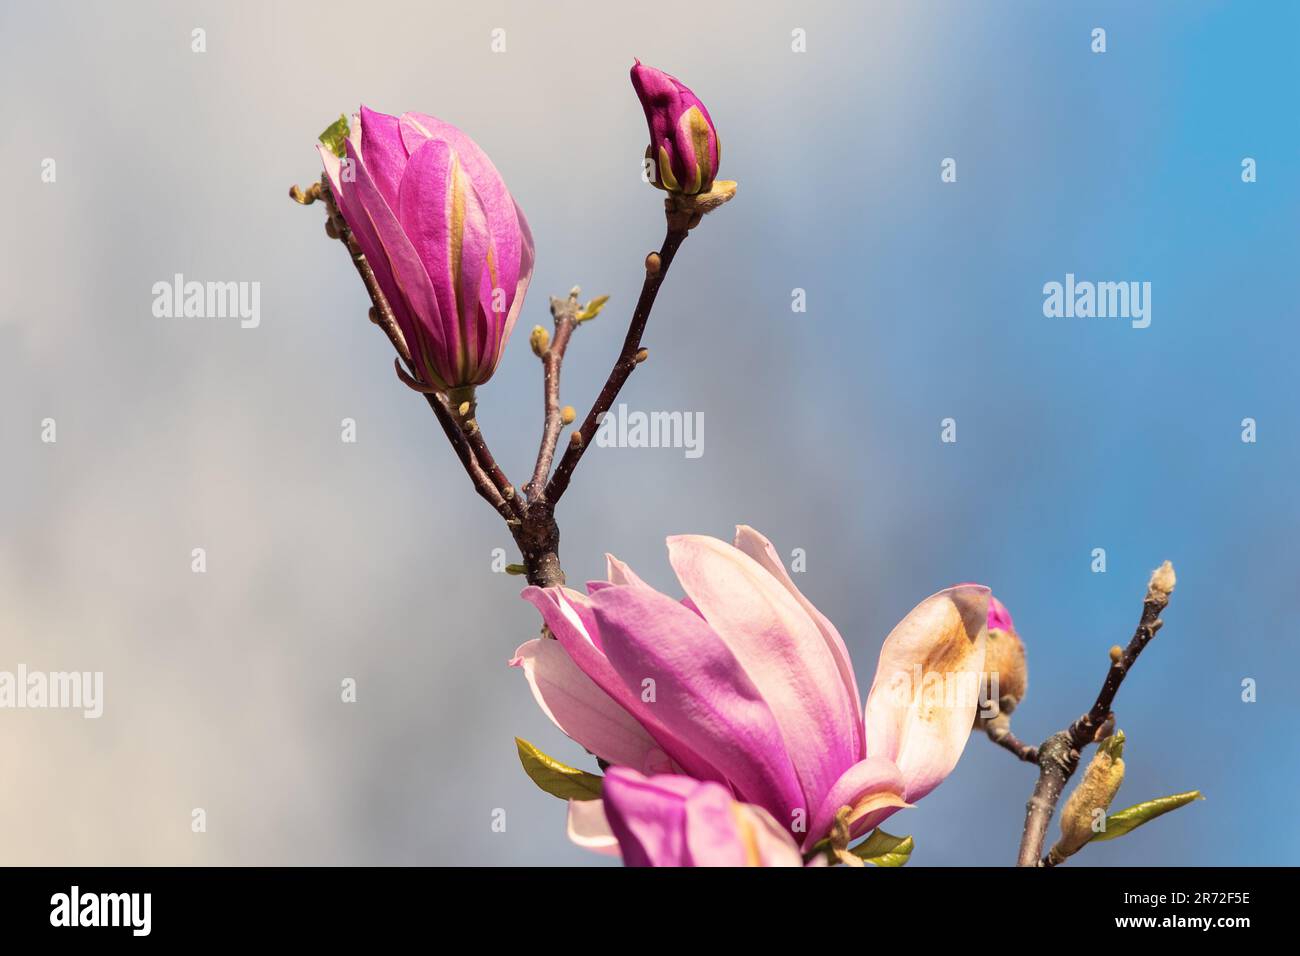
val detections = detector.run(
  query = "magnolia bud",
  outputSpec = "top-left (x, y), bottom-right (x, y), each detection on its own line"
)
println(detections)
top-left (1051, 732), bottom-right (1126, 863)
top-left (1147, 560), bottom-right (1176, 604)
top-left (630, 60), bottom-right (720, 196)
top-left (530, 325), bottom-right (550, 357)
top-left (973, 595), bottom-right (1027, 728)
top-left (318, 106), bottom-right (534, 391)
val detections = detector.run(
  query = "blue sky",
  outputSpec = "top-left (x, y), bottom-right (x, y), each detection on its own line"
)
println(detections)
top-left (2, 0), bottom-right (1296, 864)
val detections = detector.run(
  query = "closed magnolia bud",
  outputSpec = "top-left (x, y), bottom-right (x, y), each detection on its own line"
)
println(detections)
top-left (318, 106), bottom-right (534, 392)
top-left (1053, 732), bottom-right (1126, 861)
top-left (973, 595), bottom-right (1027, 728)
top-left (530, 325), bottom-right (550, 357)
top-left (630, 60), bottom-right (720, 196)
top-left (1148, 560), bottom-right (1176, 601)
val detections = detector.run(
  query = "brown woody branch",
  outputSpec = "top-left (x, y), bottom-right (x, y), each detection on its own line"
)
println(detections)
top-left (982, 712), bottom-right (1039, 764)
top-left (447, 389), bottom-right (525, 522)
top-left (294, 176), bottom-right (720, 589)
top-left (543, 227), bottom-right (688, 505)
top-left (1014, 562), bottom-right (1176, 866)
top-left (525, 290), bottom-right (580, 502)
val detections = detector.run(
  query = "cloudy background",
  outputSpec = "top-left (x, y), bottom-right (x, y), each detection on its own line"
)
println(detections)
top-left (2, 0), bottom-right (1297, 865)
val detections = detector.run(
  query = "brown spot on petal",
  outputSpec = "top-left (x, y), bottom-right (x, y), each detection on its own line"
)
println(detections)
top-left (921, 593), bottom-right (985, 675)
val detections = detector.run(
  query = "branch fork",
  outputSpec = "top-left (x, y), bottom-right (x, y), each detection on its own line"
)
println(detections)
top-left (292, 175), bottom-right (705, 586)
top-left (997, 561), bottom-right (1177, 866)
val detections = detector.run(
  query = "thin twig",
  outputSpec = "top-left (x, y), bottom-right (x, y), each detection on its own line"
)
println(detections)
top-left (1015, 563), bottom-right (1176, 866)
top-left (421, 396), bottom-right (515, 522)
top-left (982, 713), bottom-right (1039, 764)
top-left (298, 176), bottom-right (717, 586)
top-left (449, 391), bottom-right (525, 521)
top-left (302, 177), bottom-right (516, 522)
top-left (525, 290), bottom-right (580, 501)
top-left (317, 181), bottom-right (412, 366)
top-left (544, 227), bottom-right (688, 505)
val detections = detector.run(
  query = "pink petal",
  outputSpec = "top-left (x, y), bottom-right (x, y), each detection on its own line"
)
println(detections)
top-left (566, 799), bottom-right (620, 856)
top-left (493, 197), bottom-right (534, 374)
top-left (395, 138), bottom-right (466, 374)
top-left (470, 261), bottom-right (501, 382)
top-left (399, 112), bottom-right (526, 308)
top-left (358, 105), bottom-right (409, 212)
top-left (732, 525), bottom-right (864, 758)
top-left (343, 134), bottom-right (451, 384)
top-left (863, 585), bottom-right (989, 802)
top-left (520, 586), bottom-right (721, 785)
top-left (601, 768), bottom-right (803, 867)
top-left (727, 800), bottom-right (806, 867)
top-left (588, 585), bottom-right (805, 825)
top-left (988, 594), bottom-right (1015, 633)
top-left (601, 768), bottom-right (692, 866)
top-left (804, 756), bottom-right (908, 851)
top-left (451, 171), bottom-right (493, 375)
top-left (511, 638), bottom-right (673, 773)
top-left (666, 534), bottom-right (859, 813)
top-left (605, 552), bottom-right (650, 588)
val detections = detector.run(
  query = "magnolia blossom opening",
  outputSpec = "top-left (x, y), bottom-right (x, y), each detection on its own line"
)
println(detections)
top-left (512, 526), bottom-right (1000, 865)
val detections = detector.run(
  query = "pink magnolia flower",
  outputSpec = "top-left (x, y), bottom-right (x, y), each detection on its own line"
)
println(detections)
top-left (318, 106), bottom-right (534, 392)
top-left (512, 526), bottom-right (991, 865)
top-left (630, 60), bottom-right (720, 196)
top-left (577, 767), bottom-right (805, 867)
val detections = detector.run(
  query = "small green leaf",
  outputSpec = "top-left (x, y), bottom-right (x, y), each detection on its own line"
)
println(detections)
top-left (319, 114), bottom-right (350, 158)
top-left (1098, 728), bottom-right (1125, 759)
top-left (851, 828), bottom-right (914, 867)
top-left (1091, 790), bottom-right (1204, 843)
top-left (515, 737), bottom-right (603, 801)
top-left (576, 294), bottom-right (610, 322)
